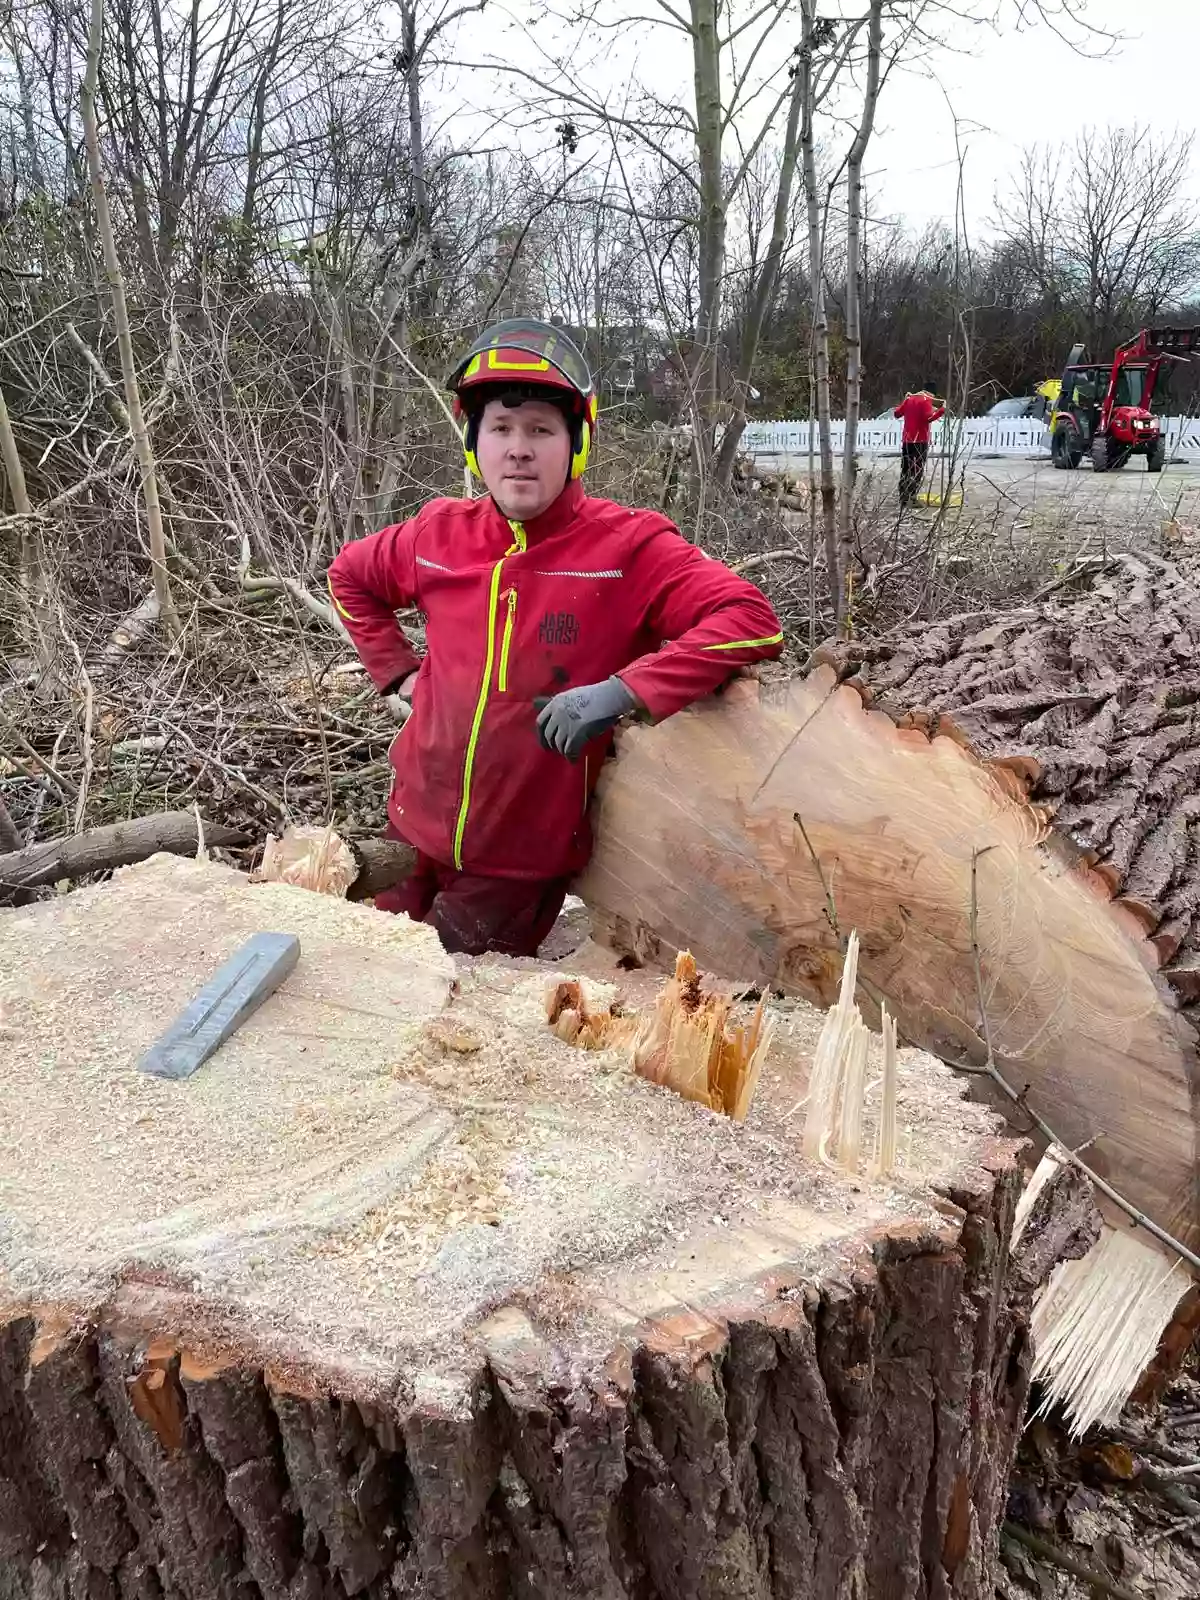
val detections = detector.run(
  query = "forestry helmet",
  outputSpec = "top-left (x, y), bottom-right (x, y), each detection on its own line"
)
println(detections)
top-left (446, 317), bottom-right (598, 482)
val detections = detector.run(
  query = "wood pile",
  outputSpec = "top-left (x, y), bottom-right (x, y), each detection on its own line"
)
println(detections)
top-left (0, 853), bottom-right (1093, 1599)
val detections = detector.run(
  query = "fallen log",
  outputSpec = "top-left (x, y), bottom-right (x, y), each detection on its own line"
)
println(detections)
top-left (0, 853), bottom-right (1093, 1599)
top-left (0, 810), bottom-right (249, 900)
top-left (344, 836), bottom-right (418, 900)
top-left (578, 561), bottom-right (1200, 1426)
top-left (0, 814), bottom-right (413, 906)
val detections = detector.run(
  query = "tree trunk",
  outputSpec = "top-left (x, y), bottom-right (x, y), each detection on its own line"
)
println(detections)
top-left (689, 0), bottom-right (725, 445)
top-left (0, 796), bottom-right (21, 854)
top-left (0, 374), bottom-right (56, 681)
top-left (712, 72), bottom-right (805, 491)
top-left (0, 853), bottom-right (1092, 1600)
top-left (0, 811), bottom-right (249, 900)
top-left (404, 1), bottom-right (429, 243)
top-left (837, 0), bottom-right (883, 628)
top-left (112, 0), bottom-right (160, 280)
top-left (80, 0), bottom-right (180, 637)
top-left (800, 2), bottom-right (838, 620)
top-left (10, 38), bottom-right (46, 194)
top-left (238, 0), bottom-right (287, 280)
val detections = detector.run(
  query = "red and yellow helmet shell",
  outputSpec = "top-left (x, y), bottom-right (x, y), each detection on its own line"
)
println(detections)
top-left (446, 318), bottom-right (598, 481)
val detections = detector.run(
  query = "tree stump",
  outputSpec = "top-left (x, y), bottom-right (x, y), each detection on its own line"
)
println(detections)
top-left (0, 855), bottom-right (1090, 1599)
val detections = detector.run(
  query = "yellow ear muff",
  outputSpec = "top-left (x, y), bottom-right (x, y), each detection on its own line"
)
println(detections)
top-left (569, 395), bottom-right (597, 480)
top-left (459, 409), bottom-right (484, 479)
top-left (569, 423), bottom-right (591, 481)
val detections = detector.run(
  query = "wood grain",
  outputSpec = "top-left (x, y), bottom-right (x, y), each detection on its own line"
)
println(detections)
top-left (580, 669), bottom-right (1200, 1250)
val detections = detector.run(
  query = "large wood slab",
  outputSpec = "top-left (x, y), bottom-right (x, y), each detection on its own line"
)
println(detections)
top-left (580, 670), bottom-right (1200, 1250)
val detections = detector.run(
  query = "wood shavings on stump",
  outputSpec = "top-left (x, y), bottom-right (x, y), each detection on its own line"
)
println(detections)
top-left (0, 853), bottom-right (1097, 1599)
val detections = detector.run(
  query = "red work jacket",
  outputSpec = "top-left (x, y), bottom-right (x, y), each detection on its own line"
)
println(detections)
top-left (893, 392), bottom-right (945, 445)
top-left (327, 479), bottom-right (783, 881)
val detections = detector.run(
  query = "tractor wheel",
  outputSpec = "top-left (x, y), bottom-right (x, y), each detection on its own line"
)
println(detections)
top-left (1091, 435), bottom-right (1110, 473)
top-left (1147, 436), bottom-right (1166, 474)
top-left (1052, 427), bottom-right (1080, 470)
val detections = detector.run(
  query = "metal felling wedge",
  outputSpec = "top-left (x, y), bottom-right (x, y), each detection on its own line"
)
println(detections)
top-left (139, 932), bottom-right (301, 1080)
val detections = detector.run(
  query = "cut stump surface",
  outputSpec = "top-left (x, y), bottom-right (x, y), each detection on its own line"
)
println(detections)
top-left (0, 855), bottom-right (1086, 1598)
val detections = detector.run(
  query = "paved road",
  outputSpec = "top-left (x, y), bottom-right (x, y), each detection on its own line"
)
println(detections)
top-left (765, 453), bottom-right (1200, 530)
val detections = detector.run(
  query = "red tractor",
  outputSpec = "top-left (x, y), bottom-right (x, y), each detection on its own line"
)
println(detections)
top-left (1049, 326), bottom-right (1199, 473)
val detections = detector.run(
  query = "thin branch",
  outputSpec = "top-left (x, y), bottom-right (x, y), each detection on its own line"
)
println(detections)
top-left (1000, 1524), bottom-right (1141, 1600)
top-left (0, 709), bottom-right (80, 799)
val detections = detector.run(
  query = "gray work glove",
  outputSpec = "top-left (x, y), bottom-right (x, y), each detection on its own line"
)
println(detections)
top-left (535, 676), bottom-right (637, 760)
top-left (382, 670), bottom-right (419, 725)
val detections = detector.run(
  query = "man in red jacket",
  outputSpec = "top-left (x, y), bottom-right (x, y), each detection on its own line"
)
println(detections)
top-left (328, 317), bottom-right (783, 956)
top-left (893, 385), bottom-right (945, 506)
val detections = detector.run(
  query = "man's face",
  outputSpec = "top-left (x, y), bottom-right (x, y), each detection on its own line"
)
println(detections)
top-left (475, 398), bottom-right (573, 520)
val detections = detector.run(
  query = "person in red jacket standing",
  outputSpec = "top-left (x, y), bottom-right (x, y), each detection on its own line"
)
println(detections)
top-left (893, 385), bottom-right (945, 506)
top-left (327, 317), bottom-right (783, 956)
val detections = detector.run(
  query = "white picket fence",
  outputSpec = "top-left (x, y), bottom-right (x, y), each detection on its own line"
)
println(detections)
top-left (739, 416), bottom-right (1200, 462)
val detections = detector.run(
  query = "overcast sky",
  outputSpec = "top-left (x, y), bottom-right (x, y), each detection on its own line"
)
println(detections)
top-left (445, 0), bottom-right (1199, 244)
top-left (850, 0), bottom-right (1199, 236)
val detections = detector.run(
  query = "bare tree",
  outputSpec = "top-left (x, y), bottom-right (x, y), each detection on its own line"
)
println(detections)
top-left (836, 0), bottom-right (883, 620)
top-left (80, 0), bottom-right (179, 635)
top-left (995, 125), bottom-right (1200, 354)
top-left (468, 0), bottom-right (831, 466)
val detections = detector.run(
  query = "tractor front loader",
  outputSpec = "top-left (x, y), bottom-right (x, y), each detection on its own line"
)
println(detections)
top-left (1049, 326), bottom-right (1199, 473)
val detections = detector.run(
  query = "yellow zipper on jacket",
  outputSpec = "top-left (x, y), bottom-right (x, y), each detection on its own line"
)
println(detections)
top-left (452, 522), bottom-right (525, 870)
top-left (498, 588), bottom-right (517, 692)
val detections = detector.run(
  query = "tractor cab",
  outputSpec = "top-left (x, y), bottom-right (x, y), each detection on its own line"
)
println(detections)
top-left (1049, 327), bottom-right (1199, 473)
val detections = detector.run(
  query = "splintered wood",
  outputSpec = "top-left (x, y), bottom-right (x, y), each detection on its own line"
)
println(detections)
top-left (545, 952), bottom-right (774, 1122)
top-left (802, 933), bottom-right (900, 1178)
top-left (579, 663), bottom-right (1200, 1420)
top-left (1014, 1148), bottom-right (1193, 1437)
top-left (257, 823), bottom-right (358, 896)
top-left (633, 951), bottom-right (773, 1120)
top-left (544, 978), bottom-right (638, 1052)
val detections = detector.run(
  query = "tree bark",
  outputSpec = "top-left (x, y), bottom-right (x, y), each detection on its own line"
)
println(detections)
top-left (111, 0), bottom-right (160, 279)
top-left (344, 835), bottom-right (418, 901)
top-left (0, 814), bottom-right (415, 905)
top-left (0, 854), bottom-right (1099, 1599)
top-left (690, 0), bottom-right (725, 443)
top-left (0, 811), bottom-right (248, 900)
top-left (10, 36), bottom-right (46, 194)
top-left (238, 0), bottom-right (287, 279)
top-left (0, 369), bottom-right (57, 681)
top-left (80, 0), bottom-right (180, 638)
top-left (0, 795), bottom-right (23, 855)
top-left (837, 0), bottom-right (883, 628)
top-left (713, 69), bottom-right (805, 491)
top-left (0, 1151), bottom-right (1080, 1600)
top-left (800, 1), bottom-right (838, 621)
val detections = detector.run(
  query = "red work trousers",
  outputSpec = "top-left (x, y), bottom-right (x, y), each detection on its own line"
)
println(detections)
top-left (374, 824), bottom-right (570, 957)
